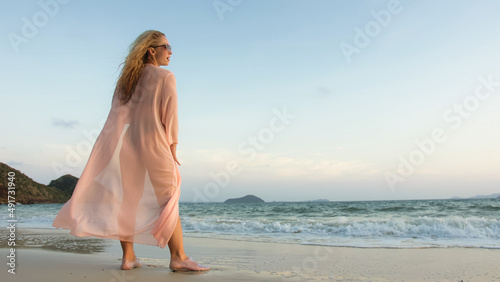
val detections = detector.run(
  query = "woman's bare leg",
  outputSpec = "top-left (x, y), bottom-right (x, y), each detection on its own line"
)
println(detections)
top-left (167, 216), bottom-right (188, 260)
top-left (121, 240), bottom-right (136, 260)
top-left (117, 141), bottom-right (145, 270)
top-left (120, 240), bottom-right (142, 270)
top-left (168, 217), bottom-right (210, 271)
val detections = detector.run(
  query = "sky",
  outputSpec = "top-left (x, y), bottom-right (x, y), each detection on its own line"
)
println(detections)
top-left (1, 0), bottom-right (499, 202)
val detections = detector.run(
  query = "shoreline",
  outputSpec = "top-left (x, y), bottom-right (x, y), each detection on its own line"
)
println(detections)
top-left (1, 228), bottom-right (499, 281)
top-left (3, 226), bottom-right (500, 250)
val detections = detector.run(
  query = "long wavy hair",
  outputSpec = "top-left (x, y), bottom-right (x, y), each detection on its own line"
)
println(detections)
top-left (116, 30), bottom-right (165, 105)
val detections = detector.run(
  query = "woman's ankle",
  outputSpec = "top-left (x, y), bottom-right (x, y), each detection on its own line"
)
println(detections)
top-left (170, 252), bottom-right (189, 261)
top-left (122, 254), bottom-right (137, 260)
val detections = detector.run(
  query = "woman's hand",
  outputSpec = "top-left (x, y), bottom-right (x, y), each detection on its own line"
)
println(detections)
top-left (170, 143), bottom-right (181, 166)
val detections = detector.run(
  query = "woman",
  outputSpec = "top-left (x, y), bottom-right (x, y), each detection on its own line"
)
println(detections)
top-left (52, 30), bottom-right (209, 272)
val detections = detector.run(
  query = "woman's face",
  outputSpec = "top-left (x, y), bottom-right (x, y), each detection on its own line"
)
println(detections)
top-left (150, 36), bottom-right (172, 66)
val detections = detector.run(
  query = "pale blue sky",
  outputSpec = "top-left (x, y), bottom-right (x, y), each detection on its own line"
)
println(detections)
top-left (1, 0), bottom-right (499, 202)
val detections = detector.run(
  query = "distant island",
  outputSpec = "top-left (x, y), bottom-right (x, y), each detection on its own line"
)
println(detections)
top-left (224, 195), bottom-right (264, 204)
top-left (0, 162), bottom-right (77, 204)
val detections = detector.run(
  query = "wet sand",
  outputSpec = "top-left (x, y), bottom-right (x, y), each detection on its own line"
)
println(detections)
top-left (1, 228), bottom-right (499, 281)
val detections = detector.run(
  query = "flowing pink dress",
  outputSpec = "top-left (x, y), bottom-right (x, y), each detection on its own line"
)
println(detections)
top-left (52, 64), bottom-right (180, 248)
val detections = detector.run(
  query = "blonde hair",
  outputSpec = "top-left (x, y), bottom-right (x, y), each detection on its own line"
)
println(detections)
top-left (116, 30), bottom-right (165, 105)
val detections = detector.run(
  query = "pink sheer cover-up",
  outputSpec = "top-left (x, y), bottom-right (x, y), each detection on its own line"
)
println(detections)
top-left (52, 64), bottom-right (180, 248)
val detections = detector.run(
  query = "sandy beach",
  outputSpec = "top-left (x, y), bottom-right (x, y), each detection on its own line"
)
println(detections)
top-left (1, 228), bottom-right (499, 281)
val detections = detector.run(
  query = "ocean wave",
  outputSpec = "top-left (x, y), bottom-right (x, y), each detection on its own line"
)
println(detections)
top-left (375, 206), bottom-right (420, 212)
top-left (2, 201), bottom-right (499, 249)
top-left (182, 216), bottom-right (500, 240)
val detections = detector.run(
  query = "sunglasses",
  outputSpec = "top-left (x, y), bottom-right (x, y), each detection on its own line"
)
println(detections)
top-left (151, 44), bottom-right (172, 52)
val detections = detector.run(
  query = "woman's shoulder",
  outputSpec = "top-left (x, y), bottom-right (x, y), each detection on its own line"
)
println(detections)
top-left (158, 67), bottom-right (175, 79)
top-left (145, 64), bottom-right (175, 79)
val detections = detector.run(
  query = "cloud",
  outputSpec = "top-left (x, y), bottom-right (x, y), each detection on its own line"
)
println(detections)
top-left (52, 118), bottom-right (79, 129)
top-left (181, 149), bottom-right (379, 180)
top-left (242, 153), bottom-right (378, 180)
top-left (6, 161), bottom-right (26, 166)
top-left (317, 86), bottom-right (332, 95)
top-left (306, 86), bottom-right (334, 98)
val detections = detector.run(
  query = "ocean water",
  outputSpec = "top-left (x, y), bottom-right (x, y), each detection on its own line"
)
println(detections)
top-left (1, 199), bottom-right (499, 249)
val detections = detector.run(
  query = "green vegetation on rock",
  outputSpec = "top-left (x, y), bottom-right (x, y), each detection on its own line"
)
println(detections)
top-left (0, 162), bottom-right (77, 204)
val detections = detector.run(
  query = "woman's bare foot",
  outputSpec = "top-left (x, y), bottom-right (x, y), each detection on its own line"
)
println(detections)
top-left (121, 256), bottom-right (143, 270)
top-left (169, 257), bottom-right (210, 272)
